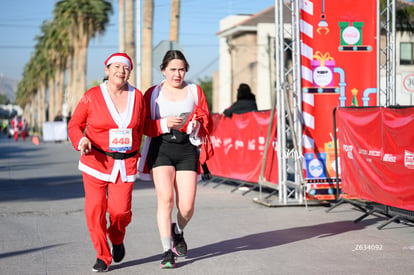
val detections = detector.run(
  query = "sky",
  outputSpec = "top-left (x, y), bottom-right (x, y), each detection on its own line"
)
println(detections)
top-left (0, 0), bottom-right (276, 88)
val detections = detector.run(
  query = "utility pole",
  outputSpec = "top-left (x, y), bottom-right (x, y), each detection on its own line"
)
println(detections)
top-left (135, 0), bottom-right (141, 89)
top-left (142, 0), bottom-right (154, 91)
top-left (119, 0), bottom-right (125, 52)
top-left (125, 0), bottom-right (136, 86)
top-left (170, 0), bottom-right (180, 42)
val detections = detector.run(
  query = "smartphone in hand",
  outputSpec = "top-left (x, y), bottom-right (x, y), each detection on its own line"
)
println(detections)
top-left (179, 112), bottom-right (191, 124)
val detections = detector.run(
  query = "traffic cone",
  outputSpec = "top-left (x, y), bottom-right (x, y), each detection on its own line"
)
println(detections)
top-left (32, 136), bottom-right (40, 146)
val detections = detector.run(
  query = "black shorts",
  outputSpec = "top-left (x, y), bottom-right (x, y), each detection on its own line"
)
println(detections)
top-left (147, 135), bottom-right (199, 172)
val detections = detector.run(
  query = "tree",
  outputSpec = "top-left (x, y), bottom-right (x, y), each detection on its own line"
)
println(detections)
top-left (197, 77), bottom-right (213, 112)
top-left (0, 94), bottom-right (9, 105)
top-left (381, 0), bottom-right (414, 33)
top-left (44, 18), bottom-right (70, 121)
top-left (16, 0), bottom-right (113, 129)
top-left (16, 47), bottom-right (46, 129)
top-left (37, 20), bottom-right (69, 121)
top-left (396, 2), bottom-right (414, 33)
top-left (16, 64), bottom-right (36, 125)
top-left (125, 0), bottom-right (136, 85)
top-left (54, 0), bottom-right (113, 113)
top-left (142, 0), bottom-right (154, 91)
top-left (31, 31), bottom-right (53, 127)
top-left (119, 0), bottom-right (125, 52)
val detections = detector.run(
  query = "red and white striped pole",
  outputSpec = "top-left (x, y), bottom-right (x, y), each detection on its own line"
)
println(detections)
top-left (300, 0), bottom-right (315, 179)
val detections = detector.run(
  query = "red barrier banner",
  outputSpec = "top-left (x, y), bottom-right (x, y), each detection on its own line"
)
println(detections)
top-left (337, 107), bottom-right (414, 211)
top-left (207, 111), bottom-right (278, 184)
top-left (300, 0), bottom-right (378, 199)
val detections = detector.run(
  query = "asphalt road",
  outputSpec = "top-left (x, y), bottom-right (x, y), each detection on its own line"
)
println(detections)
top-left (0, 133), bottom-right (413, 275)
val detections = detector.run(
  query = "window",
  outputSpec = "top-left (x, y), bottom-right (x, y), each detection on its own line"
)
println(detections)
top-left (400, 42), bottom-right (414, 65)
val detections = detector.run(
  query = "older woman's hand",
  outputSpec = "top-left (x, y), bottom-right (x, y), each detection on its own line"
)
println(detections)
top-left (80, 138), bottom-right (92, 155)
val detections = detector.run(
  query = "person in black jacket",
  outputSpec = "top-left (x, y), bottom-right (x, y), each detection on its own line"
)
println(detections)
top-left (223, 83), bottom-right (258, 117)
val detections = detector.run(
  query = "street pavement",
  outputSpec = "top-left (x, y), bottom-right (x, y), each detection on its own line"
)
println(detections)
top-left (0, 133), bottom-right (413, 275)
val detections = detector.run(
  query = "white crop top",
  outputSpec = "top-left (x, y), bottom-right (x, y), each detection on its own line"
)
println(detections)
top-left (156, 87), bottom-right (195, 120)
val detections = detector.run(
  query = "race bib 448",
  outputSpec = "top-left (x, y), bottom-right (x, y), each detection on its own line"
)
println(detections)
top-left (109, 128), bottom-right (132, 151)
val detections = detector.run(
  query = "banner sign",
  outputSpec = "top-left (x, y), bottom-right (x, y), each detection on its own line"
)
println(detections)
top-left (43, 122), bottom-right (68, 142)
top-left (207, 111), bottom-right (278, 184)
top-left (337, 107), bottom-right (414, 211)
top-left (300, 0), bottom-right (378, 198)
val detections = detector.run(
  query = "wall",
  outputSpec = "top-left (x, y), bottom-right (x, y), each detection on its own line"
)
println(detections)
top-left (256, 23), bottom-right (276, 111)
top-left (396, 32), bottom-right (414, 105)
top-left (229, 32), bottom-right (258, 102)
top-left (215, 15), bottom-right (251, 114)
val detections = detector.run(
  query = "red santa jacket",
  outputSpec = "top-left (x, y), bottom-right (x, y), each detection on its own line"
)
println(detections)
top-left (68, 82), bottom-right (146, 183)
top-left (138, 81), bottom-right (214, 180)
top-left (11, 117), bottom-right (20, 131)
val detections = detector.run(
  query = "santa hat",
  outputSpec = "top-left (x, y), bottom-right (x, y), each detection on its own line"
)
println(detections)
top-left (105, 53), bottom-right (133, 70)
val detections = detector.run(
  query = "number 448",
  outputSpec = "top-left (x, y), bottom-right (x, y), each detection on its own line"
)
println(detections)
top-left (112, 137), bottom-right (130, 145)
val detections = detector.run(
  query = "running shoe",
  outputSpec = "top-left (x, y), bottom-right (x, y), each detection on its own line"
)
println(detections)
top-left (171, 223), bottom-right (188, 256)
top-left (92, 258), bottom-right (109, 272)
top-left (160, 249), bottom-right (176, 268)
top-left (112, 242), bottom-right (125, 263)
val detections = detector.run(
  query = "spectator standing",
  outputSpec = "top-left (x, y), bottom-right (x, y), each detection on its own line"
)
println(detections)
top-left (54, 111), bottom-right (64, 122)
top-left (223, 83), bottom-right (258, 117)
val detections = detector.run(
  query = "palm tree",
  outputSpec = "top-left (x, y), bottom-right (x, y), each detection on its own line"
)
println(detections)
top-left (33, 28), bottom-right (55, 126)
top-left (54, 0), bottom-right (113, 113)
top-left (119, 0), bottom-right (126, 52)
top-left (396, 0), bottom-right (414, 33)
top-left (16, 45), bottom-right (48, 130)
top-left (16, 66), bottom-right (36, 127)
top-left (381, 0), bottom-right (414, 33)
top-left (125, 0), bottom-right (136, 85)
top-left (16, 0), bottom-right (112, 131)
top-left (35, 20), bottom-right (67, 121)
top-left (142, 0), bottom-right (154, 91)
top-left (42, 18), bottom-right (70, 121)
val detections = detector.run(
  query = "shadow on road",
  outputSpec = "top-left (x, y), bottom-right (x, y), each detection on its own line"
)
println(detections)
top-left (0, 177), bottom-right (154, 202)
top-left (0, 244), bottom-right (65, 259)
top-left (110, 218), bottom-right (382, 270)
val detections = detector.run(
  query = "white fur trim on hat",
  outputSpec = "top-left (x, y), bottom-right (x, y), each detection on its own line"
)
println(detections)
top-left (106, 56), bottom-right (131, 69)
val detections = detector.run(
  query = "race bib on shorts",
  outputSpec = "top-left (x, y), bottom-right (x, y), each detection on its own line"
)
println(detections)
top-left (109, 128), bottom-right (132, 151)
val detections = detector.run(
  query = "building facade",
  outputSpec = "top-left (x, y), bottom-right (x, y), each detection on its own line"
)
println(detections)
top-left (214, 6), bottom-right (284, 113)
